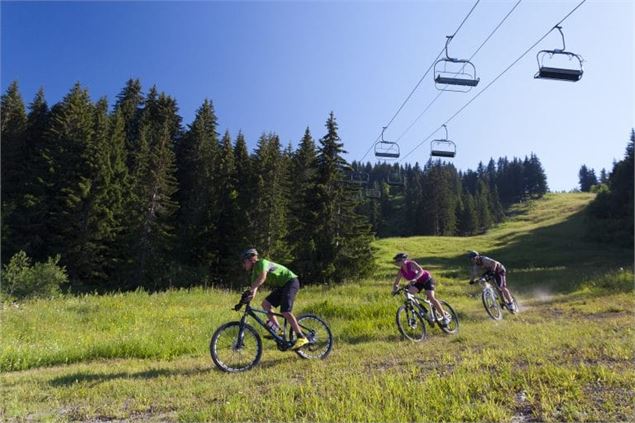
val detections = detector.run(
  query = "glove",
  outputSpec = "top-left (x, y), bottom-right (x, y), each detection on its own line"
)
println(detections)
top-left (241, 289), bottom-right (254, 303)
top-left (469, 279), bottom-right (476, 285)
top-left (233, 290), bottom-right (254, 311)
top-left (391, 287), bottom-right (400, 296)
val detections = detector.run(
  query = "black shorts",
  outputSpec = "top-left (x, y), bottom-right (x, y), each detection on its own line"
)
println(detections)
top-left (412, 277), bottom-right (435, 292)
top-left (265, 278), bottom-right (300, 313)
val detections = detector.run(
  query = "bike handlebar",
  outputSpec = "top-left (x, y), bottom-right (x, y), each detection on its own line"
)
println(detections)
top-left (233, 290), bottom-right (253, 311)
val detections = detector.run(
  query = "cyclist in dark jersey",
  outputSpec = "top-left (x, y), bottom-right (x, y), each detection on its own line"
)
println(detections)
top-left (391, 252), bottom-right (451, 326)
top-left (468, 250), bottom-right (516, 309)
top-left (242, 248), bottom-right (308, 350)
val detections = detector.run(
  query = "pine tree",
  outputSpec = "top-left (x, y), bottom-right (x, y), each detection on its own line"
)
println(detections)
top-left (125, 88), bottom-right (181, 289)
top-left (99, 109), bottom-right (130, 287)
top-left (69, 98), bottom-right (129, 289)
top-left (287, 128), bottom-right (320, 279)
top-left (578, 164), bottom-right (597, 192)
top-left (215, 131), bottom-right (243, 283)
top-left (525, 153), bottom-right (548, 198)
top-left (587, 131), bottom-right (634, 246)
top-left (1, 81), bottom-right (27, 262)
top-left (599, 168), bottom-right (608, 184)
top-left (475, 179), bottom-right (493, 231)
top-left (420, 162), bottom-right (457, 235)
top-left (403, 163), bottom-right (424, 235)
top-left (42, 83), bottom-right (97, 286)
top-left (250, 133), bottom-right (291, 261)
top-left (114, 79), bottom-right (144, 170)
top-left (312, 112), bottom-right (374, 282)
top-left (12, 89), bottom-right (51, 262)
top-left (232, 131), bottom-right (254, 250)
top-left (458, 191), bottom-right (478, 235)
top-left (175, 99), bottom-right (220, 275)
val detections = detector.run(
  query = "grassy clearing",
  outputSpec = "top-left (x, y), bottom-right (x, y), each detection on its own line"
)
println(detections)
top-left (1, 193), bottom-right (633, 422)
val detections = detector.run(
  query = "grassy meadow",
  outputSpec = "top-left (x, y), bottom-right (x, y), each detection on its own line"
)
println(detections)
top-left (1, 193), bottom-right (633, 422)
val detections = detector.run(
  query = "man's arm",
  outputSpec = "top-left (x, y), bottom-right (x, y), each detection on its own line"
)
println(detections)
top-left (250, 272), bottom-right (267, 296)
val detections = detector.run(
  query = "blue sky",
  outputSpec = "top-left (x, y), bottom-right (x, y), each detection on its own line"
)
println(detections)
top-left (2, 0), bottom-right (633, 191)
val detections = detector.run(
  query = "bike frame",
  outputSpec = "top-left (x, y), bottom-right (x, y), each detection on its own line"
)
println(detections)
top-left (238, 304), bottom-right (294, 350)
top-left (400, 290), bottom-right (438, 327)
top-left (479, 274), bottom-right (505, 305)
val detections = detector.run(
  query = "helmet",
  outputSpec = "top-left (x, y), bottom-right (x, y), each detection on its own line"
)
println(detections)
top-left (241, 248), bottom-right (258, 260)
top-left (393, 252), bottom-right (408, 261)
top-left (468, 250), bottom-right (479, 260)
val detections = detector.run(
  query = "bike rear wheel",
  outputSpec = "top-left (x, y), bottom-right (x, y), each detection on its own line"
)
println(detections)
top-left (292, 314), bottom-right (333, 360)
top-left (396, 304), bottom-right (427, 341)
top-left (482, 288), bottom-right (503, 320)
top-left (210, 321), bottom-right (262, 372)
top-left (434, 301), bottom-right (459, 334)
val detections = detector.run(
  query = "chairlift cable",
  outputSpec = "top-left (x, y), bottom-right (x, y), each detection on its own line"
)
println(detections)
top-left (394, 0), bottom-right (522, 145)
top-left (398, 0), bottom-right (587, 163)
top-left (359, 0), bottom-right (481, 161)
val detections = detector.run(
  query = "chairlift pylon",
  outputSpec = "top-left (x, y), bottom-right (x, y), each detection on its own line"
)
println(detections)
top-left (434, 35), bottom-right (480, 92)
top-left (430, 124), bottom-right (456, 158)
top-left (534, 26), bottom-right (583, 82)
top-left (374, 127), bottom-right (400, 159)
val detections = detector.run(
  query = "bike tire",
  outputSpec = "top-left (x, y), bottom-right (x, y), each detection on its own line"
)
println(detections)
top-left (482, 288), bottom-right (503, 320)
top-left (210, 321), bottom-right (262, 372)
top-left (293, 314), bottom-right (333, 360)
top-left (435, 301), bottom-right (459, 334)
top-left (396, 304), bottom-right (427, 342)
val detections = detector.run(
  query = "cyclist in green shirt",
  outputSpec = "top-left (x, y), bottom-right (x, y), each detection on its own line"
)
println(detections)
top-left (242, 248), bottom-right (308, 350)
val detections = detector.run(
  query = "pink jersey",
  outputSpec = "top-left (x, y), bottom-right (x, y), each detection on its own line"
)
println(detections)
top-left (400, 259), bottom-right (431, 282)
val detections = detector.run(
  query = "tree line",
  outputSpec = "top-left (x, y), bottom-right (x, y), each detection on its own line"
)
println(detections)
top-left (351, 153), bottom-right (548, 237)
top-left (584, 131), bottom-right (634, 247)
top-left (1, 79), bottom-right (548, 293)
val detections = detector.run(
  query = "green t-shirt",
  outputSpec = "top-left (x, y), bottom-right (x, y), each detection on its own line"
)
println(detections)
top-left (249, 259), bottom-right (297, 288)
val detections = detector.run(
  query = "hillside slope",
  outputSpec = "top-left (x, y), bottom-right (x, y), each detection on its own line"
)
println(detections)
top-left (1, 193), bottom-right (633, 422)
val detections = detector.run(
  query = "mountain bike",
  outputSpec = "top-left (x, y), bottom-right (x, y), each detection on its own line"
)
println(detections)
top-left (475, 272), bottom-right (518, 320)
top-left (393, 287), bottom-right (459, 341)
top-left (210, 291), bottom-right (333, 372)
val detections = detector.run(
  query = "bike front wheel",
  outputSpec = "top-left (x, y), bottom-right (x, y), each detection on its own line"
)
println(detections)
top-left (434, 301), bottom-right (459, 334)
top-left (293, 314), bottom-right (334, 360)
top-left (210, 321), bottom-right (262, 372)
top-left (482, 288), bottom-right (503, 320)
top-left (396, 304), bottom-right (427, 341)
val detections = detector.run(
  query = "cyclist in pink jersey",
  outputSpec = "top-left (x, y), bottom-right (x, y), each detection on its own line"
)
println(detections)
top-left (391, 252), bottom-right (451, 326)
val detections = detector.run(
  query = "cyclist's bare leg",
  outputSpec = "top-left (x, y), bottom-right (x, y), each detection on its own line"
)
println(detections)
top-left (501, 287), bottom-right (514, 304)
top-left (425, 290), bottom-right (447, 316)
top-left (262, 299), bottom-right (281, 328)
top-left (496, 272), bottom-right (514, 304)
top-left (282, 311), bottom-right (304, 337)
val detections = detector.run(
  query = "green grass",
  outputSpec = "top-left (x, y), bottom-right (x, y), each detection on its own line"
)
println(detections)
top-left (1, 193), bottom-right (633, 422)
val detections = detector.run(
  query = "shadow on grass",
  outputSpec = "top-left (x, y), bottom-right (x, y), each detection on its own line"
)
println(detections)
top-left (50, 365), bottom-right (213, 387)
top-left (413, 206), bottom-right (632, 297)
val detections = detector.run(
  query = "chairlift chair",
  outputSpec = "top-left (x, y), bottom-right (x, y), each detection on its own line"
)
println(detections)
top-left (430, 124), bottom-right (456, 158)
top-left (374, 127), bottom-right (401, 159)
top-left (344, 169), bottom-right (370, 185)
top-left (534, 26), bottom-right (583, 82)
top-left (434, 36), bottom-right (480, 92)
